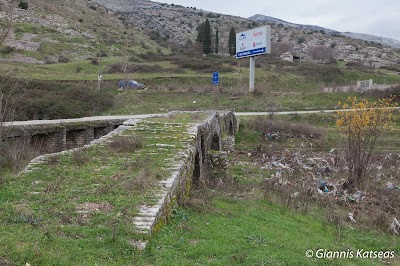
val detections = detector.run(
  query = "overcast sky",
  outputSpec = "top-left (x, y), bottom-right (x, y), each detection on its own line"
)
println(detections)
top-left (153, 0), bottom-right (400, 41)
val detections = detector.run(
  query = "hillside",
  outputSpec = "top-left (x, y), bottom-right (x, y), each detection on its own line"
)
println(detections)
top-left (89, 0), bottom-right (400, 67)
top-left (1, 0), bottom-right (399, 67)
top-left (0, 0), bottom-right (165, 64)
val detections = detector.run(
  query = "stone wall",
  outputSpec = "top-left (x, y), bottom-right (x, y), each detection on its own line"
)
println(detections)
top-left (3, 121), bottom-right (123, 153)
top-left (131, 112), bottom-right (237, 249)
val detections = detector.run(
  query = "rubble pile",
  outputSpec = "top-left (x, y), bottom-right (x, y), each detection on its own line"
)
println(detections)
top-left (249, 148), bottom-right (399, 233)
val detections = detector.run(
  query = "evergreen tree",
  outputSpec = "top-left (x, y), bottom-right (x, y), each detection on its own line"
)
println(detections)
top-left (215, 28), bottom-right (219, 54)
top-left (203, 19), bottom-right (211, 54)
top-left (228, 27), bottom-right (236, 56)
top-left (196, 22), bottom-right (205, 43)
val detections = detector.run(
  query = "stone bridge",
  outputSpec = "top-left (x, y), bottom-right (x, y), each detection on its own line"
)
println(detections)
top-left (15, 112), bottom-right (237, 249)
top-left (2, 115), bottom-right (161, 153)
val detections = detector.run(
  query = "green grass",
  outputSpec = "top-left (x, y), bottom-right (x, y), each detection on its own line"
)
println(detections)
top-left (0, 113), bottom-right (208, 265)
top-left (138, 195), bottom-right (398, 265)
top-left (106, 90), bottom-right (362, 115)
top-left (1, 111), bottom-right (398, 265)
top-left (132, 113), bottom-right (400, 265)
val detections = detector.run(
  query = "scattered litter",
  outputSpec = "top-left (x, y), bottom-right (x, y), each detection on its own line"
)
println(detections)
top-left (389, 218), bottom-right (400, 235)
top-left (318, 181), bottom-right (336, 194)
top-left (291, 192), bottom-right (300, 198)
top-left (129, 240), bottom-right (148, 250)
top-left (265, 133), bottom-right (279, 140)
top-left (386, 182), bottom-right (400, 191)
top-left (348, 213), bottom-right (357, 223)
top-left (349, 191), bottom-right (365, 203)
top-left (319, 181), bottom-right (329, 193)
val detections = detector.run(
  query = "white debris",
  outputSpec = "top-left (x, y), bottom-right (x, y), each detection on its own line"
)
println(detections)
top-left (390, 217), bottom-right (400, 235)
top-left (348, 213), bottom-right (356, 223)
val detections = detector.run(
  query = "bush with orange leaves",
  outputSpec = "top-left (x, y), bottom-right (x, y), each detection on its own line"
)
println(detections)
top-left (336, 96), bottom-right (398, 189)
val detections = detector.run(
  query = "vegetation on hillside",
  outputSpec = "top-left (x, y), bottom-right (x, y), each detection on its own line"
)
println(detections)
top-left (0, 77), bottom-right (114, 121)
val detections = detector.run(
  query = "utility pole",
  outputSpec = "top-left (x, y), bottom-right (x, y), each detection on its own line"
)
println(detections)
top-left (299, 47), bottom-right (302, 67)
top-left (97, 42), bottom-right (102, 90)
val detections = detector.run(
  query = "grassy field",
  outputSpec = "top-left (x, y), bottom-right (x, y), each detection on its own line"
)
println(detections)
top-left (134, 113), bottom-right (399, 265)
top-left (138, 195), bottom-right (399, 265)
top-left (0, 113), bottom-right (208, 265)
top-left (1, 110), bottom-right (398, 265)
top-left (1, 44), bottom-right (399, 265)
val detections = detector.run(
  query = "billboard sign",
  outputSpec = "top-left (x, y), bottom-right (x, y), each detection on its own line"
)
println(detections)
top-left (236, 25), bottom-right (271, 59)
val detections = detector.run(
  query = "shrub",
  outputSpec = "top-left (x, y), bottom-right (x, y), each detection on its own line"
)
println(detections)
top-left (18, 0), bottom-right (28, 10)
top-left (251, 118), bottom-right (324, 140)
top-left (58, 55), bottom-right (70, 63)
top-left (297, 36), bottom-right (306, 44)
top-left (71, 148), bottom-right (90, 166)
top-left (336, 96), bottom-right (398, 189)
top-left (96, 50), bottom-right (108, 57)
top-left (1, 46), bottom-right (15, 55)
top-left (0, 76), bottom-right (115, 121)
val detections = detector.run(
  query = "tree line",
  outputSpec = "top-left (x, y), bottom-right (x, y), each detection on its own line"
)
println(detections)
top-left (196, 19), bottom-right (237, 56)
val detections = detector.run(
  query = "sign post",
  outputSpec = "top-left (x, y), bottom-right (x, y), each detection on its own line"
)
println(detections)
top-left (212, 71), bottom-right (219, 99)
top-left (249, 57), bottom-right (255, 92)
top-left (236, 25), bottom-right (271, 92)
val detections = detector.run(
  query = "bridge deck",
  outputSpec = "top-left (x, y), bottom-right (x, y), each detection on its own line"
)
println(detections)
top-left (3, 112), bottom-right (216, 253)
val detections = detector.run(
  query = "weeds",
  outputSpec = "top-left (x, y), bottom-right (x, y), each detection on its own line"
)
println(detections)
top-left (171, 207), bottom-right (189, 221)
top-left (71, 148), bottom-right (90, 166)
top-left (0, 140), bottom-right (39, 172)
top-left (245, 234), bottom-right (266, 246)
top-left (108, 135), bottom-right (143, 153)
top-left (47, 155), bottom-right (60, 167)
top-left (251, 117), bottom-right (325, 140)
top-left (121, 168), bottom-right (162, 191)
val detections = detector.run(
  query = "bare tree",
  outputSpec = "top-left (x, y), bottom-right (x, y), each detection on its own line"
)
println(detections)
top-left (271, 42), bottom-right (293, 58)
top-left (0, 1), bottom-right (14, 46)
top-left (0, 79), bottom-right (20, 141)
top-left (310, 45), bottom-right (333, 63)
top-left (0, 2), bottom-right (15, 140)
top-left (119, 39), bottom-right (135, 89)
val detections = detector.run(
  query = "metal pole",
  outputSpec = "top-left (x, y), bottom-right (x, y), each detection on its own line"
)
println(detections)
top-left (249, 56), bottom-right (255, 92)
top-left (98, 42), bottom-right (102, 90)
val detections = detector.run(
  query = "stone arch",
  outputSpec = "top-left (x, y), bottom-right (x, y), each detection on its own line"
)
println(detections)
top-left (229, 120), bottom-right (234, 135)
top-left (200, 134), bottom-right (205, 163)
top-left (210, 132), bottom-right (220, 151)
top-left (192, 151), bottom-right (201, 186)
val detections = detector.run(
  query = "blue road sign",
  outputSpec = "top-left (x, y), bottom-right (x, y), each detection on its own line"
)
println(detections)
top-left (236, 47), bottom-right (266, 59)
top-left (212, 72), bottom-right (219, 85)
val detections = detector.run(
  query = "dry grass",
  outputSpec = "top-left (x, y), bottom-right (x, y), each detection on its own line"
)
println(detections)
top-left (121, 168), bottom-right (162, 191)
top-left (108, 135), bottom-right (143, 153)
top-left (0, 140), bottom-right (40, 172)
top-left (71, 148), bottom-right (90, 166)
top-left (251, 117), bottom-right (325, 140)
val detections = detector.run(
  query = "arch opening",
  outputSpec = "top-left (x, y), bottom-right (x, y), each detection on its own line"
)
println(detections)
top-left (211, 133), bottom-right (220, 151)
top-left (192, 151), bottom-right (200, 186)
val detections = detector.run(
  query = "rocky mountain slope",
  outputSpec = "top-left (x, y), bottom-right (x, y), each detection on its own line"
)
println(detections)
top-left (249, 14), bottom-right (400, 49)
top-left (0, 0), bottom-right (161, 64)
top-left (91, 0), bottom-right (399, 67)
top-left (0, 0), bottom-right (399, 67)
